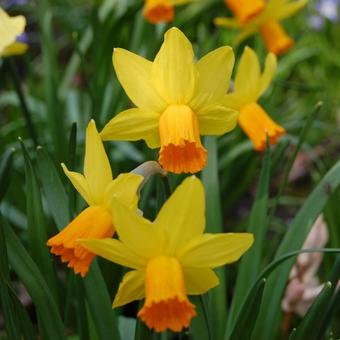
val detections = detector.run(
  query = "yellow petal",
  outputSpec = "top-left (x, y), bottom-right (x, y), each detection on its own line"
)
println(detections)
top-left (223, 93), bottom-right (247, 111)
top-left (1, 42), bottom-right (27, 57)
top-left (170, 0), bottom-right (194, 4)
top-left (153, 27), bottom-right (196, 104)
top-left (191, 46), bottom-right (235, 110)
top-left (79, 238), bottom-right (146, 269)
top-left (61, 163), bottom-right (93, 206)
top-left (111, 198), bottom-right (164, 258)
top-left (84, 120), bottom-right (112, 204)
top-left (276, 0), bottom-right (308, 20)
top-left (234, 47), bottom-right (261, 103)
top-left (0, 9), bottom-right (26, 53)
top-left (179, 233), bottom-right (254, 268)
top-left (197, 105), bottom-right (238, 136)
top-left (184, 267), bottom-right (219, 295)
top-left (100, 108), bottom-right (160, 148)
top-left (258, 53), bottom-right (277, 97)
top-left (154, 176), bottom-right (204, 254)
top-left (104, 173), bottom-right (143, 209)
top-left (112, 270), bottom-right (145, 308)
top-left (113, 48), bottom-right (166, 112)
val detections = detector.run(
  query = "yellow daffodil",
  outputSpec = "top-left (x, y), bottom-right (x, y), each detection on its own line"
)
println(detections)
top-left (80, 176), bottom-right (253, 332)
top-left (144, 0), bottom-right (194, 24)
top-left (224, 47), bottom-right (285, 151)
top-left (215, 0), bottom-right (308, 55)
top-left (224, 0), bottom-right (265, 24)
top-left (101, 27), bottom-right (238, 174)
top-left (47, 120), bottom-right (143, 277)
top-left (0, 7), bottom-right (27, 57)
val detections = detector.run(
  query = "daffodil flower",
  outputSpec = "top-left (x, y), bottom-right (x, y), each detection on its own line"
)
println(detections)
top-left (47, 120), bottom-right (143, 277)
top-left (224, 47), bottom-right (285, 151)
top-left (80, 176), bottom-right (253, 332)
top-left (215, 0), bottom-right (308, 55)
top-left (0, 7), bottom-right (27, 57)
top-left (143, 0), bottom-right (194, 24)
top-left (224, 0), bottom-right (265, 24)
top-left (101, 27), bottom-right (238, 174)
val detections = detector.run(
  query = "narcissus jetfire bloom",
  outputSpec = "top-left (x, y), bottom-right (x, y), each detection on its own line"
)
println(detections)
top-left (215, 0), bottom-right (308, 55)
top-left (47, 120), bottom-right (143, 277)
top-left (224, 0), bottom-right (265, 24)
top-left (0, 7), bottom-right (27, 57)
top-left (224, 47), bottom-right (285, 151)
top-left (80, 176), bottom-right (253, 332)
top-left (101, 27), bottom-right (238, 174)
top-left (143, 0), bottom-right (194, 24)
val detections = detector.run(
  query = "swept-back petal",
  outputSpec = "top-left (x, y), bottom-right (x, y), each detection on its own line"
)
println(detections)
top-left (179, 233), bottom-right (254, 268)
top-left (84, 120), bottom-right (112, 204)
top-left (258, 53), bottom-right (277, 97)
top-left (113, 48), bottom-right (166, 112)
top-left (61, 163), bottom-right (92, 206)
top-left (154, 176), bottom-right (205, 254)
top-left (276, 0), bottom-right (308, 20)
top-left (184, 267), bottom-right (219, 295)
top-left (112, 270), bottom-right (145, 308)
top-left (79, 238), bottom-right (146, 269)
top-left (234, 47), bottom-right (261, 102)
top-left (191, 46), bottom-right (235, 110)
top-left (223, 93), bottom-right (247, 111)
top-left (111, 198), bottom-right (164, 258)
top-left (104, 173), bottom-right (143, 209)
top-left (197, 105), bottom-right (238, 136)
top-left (100, 108), bottom-right (160, 149)
top-left (153, 27), bottom-right (196, 104)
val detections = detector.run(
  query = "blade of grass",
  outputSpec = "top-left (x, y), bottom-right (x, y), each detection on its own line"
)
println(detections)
top-left (19, 139), bottom-right (59, 304)
top-left (84, 262), bottom-right (121, 340)
top-left (201, 136), bottom-right (226, 340)
top-left (290, 282), bottom-right (333, 340)
top-left (3, 220), bottom-right (66, 340)
top-left (0, 148), bottom-right (15, 202)
top-left (189, 295), bottom-right (213, 340)
top-left (253, 157), bottom-right (340, 340)
top-left (228, 279), bottom-right (266, 340)
top-left (227, 144), bottom-right (271, 333)
top-left (36, 146), bottom-right (70, 228)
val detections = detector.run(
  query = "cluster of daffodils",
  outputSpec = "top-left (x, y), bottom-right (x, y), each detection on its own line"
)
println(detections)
top-left (141, 0), bottom-right (307, 57)
top-left (44, 27), bottom-right (288, 332)
top-left (1, 4), bottom-right (298, 332)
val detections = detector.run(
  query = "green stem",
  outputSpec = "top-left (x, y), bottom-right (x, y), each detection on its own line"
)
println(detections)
top-left (7, 60), bottom-right (39, 146)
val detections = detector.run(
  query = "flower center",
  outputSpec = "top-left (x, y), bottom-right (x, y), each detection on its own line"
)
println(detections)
top-left (47, 206), bottom-right (114, 277)
top-left (158, 105), bottom-right (207, 174)
top-left (238, 102), bottom-right (286, 151)
top-left (260, 20), bottom-right (294, 55)
top-left (138, 256), bottom-right (196, 332)
top-left (143, 0), bottom-right (174, 24)
top-left (225, 0), bottom-right (265, 24)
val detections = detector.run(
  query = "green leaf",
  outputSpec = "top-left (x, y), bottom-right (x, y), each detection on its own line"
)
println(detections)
top-left (291, 282), bottom-right (333, 340)
top-left (134, 300), bottom-right (154, 340)
top-left (84, 262), bottom-right (121, 340)
top-left (253, 160), bottom-right (340, 339)
top-left (228, 279), bottom-right (266, 340)
top-left (36, 146), bottom-right (70, 229)
top-left (19, 139), bottom-right (59, 303)
top-left (0, 148), bottom-right (15, 202)
top-left (189, 295), bottom-right (212, 340)
top-left (3, 221), bottom-right (66, 340)
top-left (227, 145), bottom-right (271, 332)
top-left (201, 136), bottom-right (226, 340)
